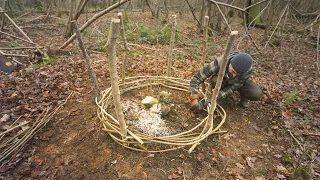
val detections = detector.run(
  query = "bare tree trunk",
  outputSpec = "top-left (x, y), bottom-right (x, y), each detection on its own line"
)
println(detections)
top-left (145, 0), bottom-right (155, 17)
top-left (264, 0), bottom-right (275, 41)
top-left (65, 0), bottom-right (75, 37)
top-left (66, 0), bottom-right (89, 37)
top-left (201, 16), bottom-right (209, 66)
top-left (167, 15), bottom-right (176, 77)
top-left (57, 0), bottom-right (62, 17)
top-left (163, 0), bottom-right (169, 23)
top-left (45, 0), bottom-right (52, 21)
top-left (142, 0), bottom-right (145, 12)
top-left (0, 0), bottom-right (7, 39)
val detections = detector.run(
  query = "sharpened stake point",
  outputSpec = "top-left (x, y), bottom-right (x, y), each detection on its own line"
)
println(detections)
top-left (231, 31), bottom-right (238, 35)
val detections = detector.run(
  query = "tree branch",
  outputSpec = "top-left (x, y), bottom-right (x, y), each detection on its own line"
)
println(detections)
top-left (60, 0), bottom-right (131, 49)
top-left (207, 0), bottom-right (244, 12)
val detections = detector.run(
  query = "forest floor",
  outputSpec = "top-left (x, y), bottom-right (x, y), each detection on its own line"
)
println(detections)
top-left (0, 10), bottom-right (320, 180)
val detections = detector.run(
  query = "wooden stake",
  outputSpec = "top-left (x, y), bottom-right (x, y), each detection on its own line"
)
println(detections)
top-left (201, 16), bottom-right (209, 67)
top-left (200, 16), bottom-right (209, 93)
top-left (167, 14), bottom-right (176, 77)
top-left (117, 12), bottom-right (130, 51)
top-left (72, 21), bottom-right (101, 101)
top-left (108, 19), bottom-right (127, 139)
top-left (118, 12), bottom-right (130, 82)
top-left (188, 31), bottom-right (238, 153)
top-left (207, 31), bottom-right (238, 129)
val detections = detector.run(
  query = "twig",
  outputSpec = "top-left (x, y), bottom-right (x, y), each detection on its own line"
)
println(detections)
top-left (213, 2), bottom-right (232, 32)
top-left (317, 25), bottom-right (320, 75)
top-left (0, 115), bottom-right (22, 142)
top-left (247, 0), bottom-right (272, 28)
top-left (0, 121), bottom-right (29, 137)
top-left (14, 9), bottom-right (34, 20)
top-left (244, 0), bottom-right (268, 11)
top-left (128, 43), bottom-right (159, 51)
top-left (0, 47), bottom-right (36, 50)
top-left (303, 132), bottom-right (320, 137)
top-left (243, 13), bottom-right (262, 55)
top-left (1, 10), bottom-right (34, 43)
top-left (184, 0), bottom-right (201, 27)
top-left (216, 160), bottom-right (229, 180)
top-left (0, 31), bottom-right (36, 45)
top-left (1, 53), bottom-right (28, 58)
top-left (0, 50), bottom-right (24, 64)
top-left (302, 14), bottom-right (320, 31)
top-left (207, 0), bottom-right (244, 12)
top-left (264, 4), bottom-right (288, 49)
top-left (288, 129), bottom-right (304, 151)
top-left (0, 92), bottom-right (73, 164)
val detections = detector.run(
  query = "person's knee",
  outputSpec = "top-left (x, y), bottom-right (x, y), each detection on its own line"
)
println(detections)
top-left (250, 87), bottom-right (262, 101)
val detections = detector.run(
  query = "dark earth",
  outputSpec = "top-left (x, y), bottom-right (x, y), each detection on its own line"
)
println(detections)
top-left (0, 9), bottom-right (319, 180)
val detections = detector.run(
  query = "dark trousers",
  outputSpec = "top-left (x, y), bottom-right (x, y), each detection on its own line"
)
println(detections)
top-left (237, 79), bottom-right (262, 101)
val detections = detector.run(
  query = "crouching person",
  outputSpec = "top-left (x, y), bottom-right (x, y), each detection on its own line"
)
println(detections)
top-left (189, 52), bottom-right (262, 112)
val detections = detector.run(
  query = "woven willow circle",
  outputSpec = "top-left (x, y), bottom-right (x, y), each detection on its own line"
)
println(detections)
top-left (96, 76), bottom-right (226, 152)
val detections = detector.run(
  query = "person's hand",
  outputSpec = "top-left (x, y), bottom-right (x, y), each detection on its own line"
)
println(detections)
top-left (190, 101), bottom-right (204, 112)
top-left (204, 91), bottom-right (225, 106)
top-left (190, 95), bottom-right (204, 112)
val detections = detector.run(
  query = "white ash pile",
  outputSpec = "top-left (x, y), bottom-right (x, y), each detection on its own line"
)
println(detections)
top-left (122, 98), bottom-right (174, 137)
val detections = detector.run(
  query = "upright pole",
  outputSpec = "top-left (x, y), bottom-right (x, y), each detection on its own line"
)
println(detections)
top-left (0, 0), bottom-right (7, 38)
top-left (118, 12), bottom-right (130, 82)
top-left (188, 31), bottom-right (238, 153)
top-left (201, 16), bottom-right (209, 67)
top-left (200, 16), bottom-right (209, 93)
top-left (108, 19), bottom-right (127, 139)
top-left (72, 21), bottom-right (101, 101)
top-left (167, 14), bottom-right (176, 77)
top-left (117, 12), bottom-right (130, 51)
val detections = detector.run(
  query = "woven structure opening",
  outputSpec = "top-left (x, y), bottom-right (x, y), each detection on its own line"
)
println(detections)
top-left (96, 76), bottom-right (226, 152)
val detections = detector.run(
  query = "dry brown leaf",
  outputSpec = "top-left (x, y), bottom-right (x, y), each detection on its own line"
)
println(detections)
top-left (1, 114), bottom-right (10, 122)
top-left (275, 165), bottom-right (290, 175)
top-left (235, 163), bottom-right (245, 169)
top-left (246, 157), bottom-right (254, 168)
top-left (255, 176), bottom-right (265, 180)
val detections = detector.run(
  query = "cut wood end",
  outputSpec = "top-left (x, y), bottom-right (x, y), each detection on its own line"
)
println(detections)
top-left (205, 16), bottom-right (209, 19)
top-left (231, 31), bottom-right (238, 35)
top-left (117, 12), bottom-right (122, 16)
top-left (172, 14), bottom-right (176, 17)
top-left (111, 19), bottom-right (121, 23)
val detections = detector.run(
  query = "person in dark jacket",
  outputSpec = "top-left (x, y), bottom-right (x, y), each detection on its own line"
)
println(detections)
top-left (189, 52), bottom-right (262, 112)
